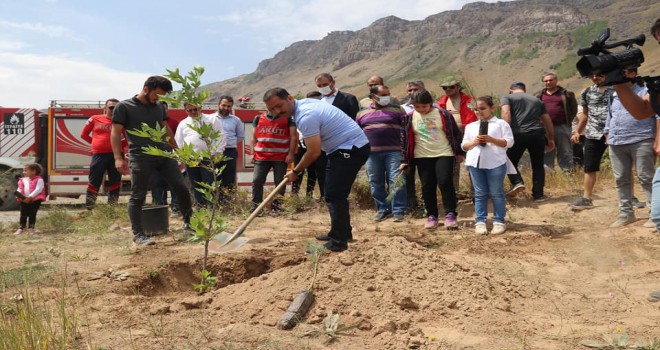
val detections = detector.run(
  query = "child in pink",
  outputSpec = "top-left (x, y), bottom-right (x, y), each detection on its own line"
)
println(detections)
top-left (14, 163), bottom-right (46, 235)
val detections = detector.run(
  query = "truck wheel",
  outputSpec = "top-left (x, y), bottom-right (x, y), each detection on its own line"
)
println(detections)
top-left (0, 172), bottom-right (20, 211)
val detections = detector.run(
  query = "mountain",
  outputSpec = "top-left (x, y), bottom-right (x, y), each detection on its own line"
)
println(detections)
top-left (204, 0), bottom-right (660, 105)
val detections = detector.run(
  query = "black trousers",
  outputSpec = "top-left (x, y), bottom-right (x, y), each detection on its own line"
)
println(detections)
top-left (292, 147), bottom-right (317, 196)
top-left (315, 151), bottom-right (327, 198)
top-left (20, 200), bottom-right (42, 229)
top-left (128, 154), bottom-right (193, 236)
top-left (86, 153), bottom-right (121, 207)
top-left (507, 133), bottom-right (546, 199)
top-left (325, 144), bottom-right (370, 243)
top-left (415, 156), bottom-right (457, 218)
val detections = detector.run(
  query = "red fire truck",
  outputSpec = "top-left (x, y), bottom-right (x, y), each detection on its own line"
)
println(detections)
top-left (0, 101), bottom-right (264, 210)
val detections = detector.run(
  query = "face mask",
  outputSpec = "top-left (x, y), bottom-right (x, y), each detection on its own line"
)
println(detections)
top-left (318, 86), bottom-right (332, 96)
top-left (376, 95), bottom-right (391, 106)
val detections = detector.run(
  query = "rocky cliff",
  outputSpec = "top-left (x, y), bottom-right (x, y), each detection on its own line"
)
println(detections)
top-left (204, 0), bottom-right (660, 104)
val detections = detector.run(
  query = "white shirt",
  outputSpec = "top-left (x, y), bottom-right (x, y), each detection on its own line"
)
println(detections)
top-left (174, 113), bottom-right (227, 154)
top-left (321, 89), bottom-right (338, 106)
top-left (461, 117), bottom-right (514, 169)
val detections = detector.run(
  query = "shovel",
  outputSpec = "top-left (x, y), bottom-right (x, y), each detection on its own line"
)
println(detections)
top-left (209, 178), bottom-right (289, 253)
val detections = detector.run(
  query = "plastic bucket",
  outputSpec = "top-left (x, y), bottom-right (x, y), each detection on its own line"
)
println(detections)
top-left (142, 205), bottom-right (169, 236)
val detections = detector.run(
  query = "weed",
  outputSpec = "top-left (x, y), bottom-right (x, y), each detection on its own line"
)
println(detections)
top-left (40, 206), bottom-right (75, 233)
top-left (349, 176), bottom-right (375, 210)
top-left (281, 194), bottom-right (316, 215)
top-left (0, 283), bottom-right (80, 349)
top-left (0, 265), bottom-right (51, 291)
top-left (301, 312), bottom-right (361, 344)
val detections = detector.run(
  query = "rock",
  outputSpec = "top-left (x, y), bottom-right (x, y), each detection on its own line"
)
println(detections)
top-left (396, 296), bottom-right (419, 310)
top-left (358, 320), bottom-right (373, 331)
top-left (262, 318), bottom-right (278, 327)
top-left (366, 285), bottom-right (376, 292)
top-left (339, 256), bottom-right (354, 266)
top-left (150, 304), bottom-right (170, 315)
top-left (349, 309), bottom-right (361, 317)
top-left (374, 320), bottom-right (397, 335)
top-left (180, 296), bottom-right (213, 310)
top-left (408, 336), bottom-right (425, 348)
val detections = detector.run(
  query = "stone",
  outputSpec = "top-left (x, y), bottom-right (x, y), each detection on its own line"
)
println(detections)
top-left (180, 296), bottom-right (213, 310)
top-left (374, 320), bottom-right (397, 336)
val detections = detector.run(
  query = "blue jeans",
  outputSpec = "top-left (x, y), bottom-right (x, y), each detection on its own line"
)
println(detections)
top-left (652, 167), bottom-right (660, 231)
top-left (366, 151), bottom-right (406, 214)
top-left (468, 163), bottom-right (507, 224)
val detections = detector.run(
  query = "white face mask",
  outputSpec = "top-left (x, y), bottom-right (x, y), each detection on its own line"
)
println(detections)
top-left (376, 95), bottom-right (391, 106)
top-left (318, 85), bottom-right (332, 96)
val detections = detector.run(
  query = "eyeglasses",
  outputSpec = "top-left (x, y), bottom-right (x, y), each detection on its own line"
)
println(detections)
top-left (186, 108), bottom-right (199, 112)
top-left (442, 85), bottom-right (456, 90)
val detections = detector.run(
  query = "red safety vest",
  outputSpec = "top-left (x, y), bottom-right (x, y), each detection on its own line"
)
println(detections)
top-left (253, 114), bottom-right (291, 161)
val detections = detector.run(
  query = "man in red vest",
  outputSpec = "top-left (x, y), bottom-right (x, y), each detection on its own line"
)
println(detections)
top-left (251, 112), bottom-right (296, 214)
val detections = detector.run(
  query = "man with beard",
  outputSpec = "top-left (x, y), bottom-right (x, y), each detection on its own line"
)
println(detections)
top-left (111, 76), bottom-right (193, 245)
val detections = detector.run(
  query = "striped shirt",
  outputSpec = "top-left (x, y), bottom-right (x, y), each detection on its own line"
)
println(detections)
top-left (356, 104), bottom-right (406, 153)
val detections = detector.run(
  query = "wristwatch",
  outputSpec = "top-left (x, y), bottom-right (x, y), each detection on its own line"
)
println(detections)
top-left (292, 168), bottom-right (303, 176)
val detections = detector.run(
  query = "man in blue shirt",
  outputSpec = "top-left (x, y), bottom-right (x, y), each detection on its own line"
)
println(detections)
top-left (264, 88), bottom-right (370, 252)
top-left (212, 96), bottom-right (245, 201)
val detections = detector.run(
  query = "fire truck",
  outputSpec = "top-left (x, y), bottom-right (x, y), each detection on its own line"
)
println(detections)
top-left (0, 101), bottom-right (265, 211)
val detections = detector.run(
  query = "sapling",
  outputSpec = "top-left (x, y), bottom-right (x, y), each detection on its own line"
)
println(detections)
top-left (126, 66), bottom-right (228, 293)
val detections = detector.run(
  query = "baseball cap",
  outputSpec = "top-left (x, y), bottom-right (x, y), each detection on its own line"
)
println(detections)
top-left (509, 81), bottom-right (526, 90)
top-left (440, 78), bottom-right (460, 87)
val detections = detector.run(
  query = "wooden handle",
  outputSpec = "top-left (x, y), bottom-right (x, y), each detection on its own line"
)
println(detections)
top-left (221, 178), bottom-right (289, 246)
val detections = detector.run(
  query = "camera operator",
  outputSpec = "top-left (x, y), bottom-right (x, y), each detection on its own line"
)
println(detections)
top-left (613, 18), bottom-right (660, 303)
top-left (612, 19), bottom-right (660, 120)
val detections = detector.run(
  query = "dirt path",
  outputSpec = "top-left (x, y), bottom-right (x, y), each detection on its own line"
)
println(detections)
top-left (1, 182), bottom-right (660, 350)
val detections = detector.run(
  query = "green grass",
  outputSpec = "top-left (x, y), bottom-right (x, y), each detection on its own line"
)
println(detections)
top-left (0, 265), bottom-right (51, 291)
top-left (570, 20), bottom-right (609, 50)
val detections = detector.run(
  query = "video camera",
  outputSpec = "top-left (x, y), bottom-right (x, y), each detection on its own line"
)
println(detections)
top-left (577, 28), bottom-right (660, 114)
top-left (576, 28), bottom-right (646, 84)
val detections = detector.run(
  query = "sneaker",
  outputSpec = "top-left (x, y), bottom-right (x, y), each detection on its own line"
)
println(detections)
top-left (133, 234), bottom-right (155, 245)
top-left (506, 183), bottom-right (525, 197)
top-left (475, 222), bottom-right (488, 235)
top-left (373, 211), bottom-right (392, 222)
top-left (444, 213), bottom-right (459, 230)
top-left (26, 228), bottom-right (35, 235)
top-left (13, 228), bottom-right (23, 235)
top-left (534, 195), bottom-right (549, 202)
top-left (648, 290), bottom-right (660, 302)
top-left (424, 215), bottom-right (438, 229)
top-left (569, 197), bottom-right (593, 209)
top-left (183, 223), bottom-right (195, 232)
top-left (610, 215), bottom-right (636, 228)
top-left (643, 218), bottom-right (656, 228)
top-left (392, 213), bottom-right (404, 222)
top-left (632, 197), bottom-right (646, 209)
top-left (491, 222), bottom-right (506, 235)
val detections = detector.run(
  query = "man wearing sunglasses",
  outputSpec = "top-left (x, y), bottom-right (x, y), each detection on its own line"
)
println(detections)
top-left (81, 98), bottom-right (125, 209)
top-left (174, 103), bottom-right (227, 207)
top-left (438, 78), bottom-right (477, 197)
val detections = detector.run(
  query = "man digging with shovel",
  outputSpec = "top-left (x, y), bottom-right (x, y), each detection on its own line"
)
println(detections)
top-left (264, 88), bottom-right (370, 252)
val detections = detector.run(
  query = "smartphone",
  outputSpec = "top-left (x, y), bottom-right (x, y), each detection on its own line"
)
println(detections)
top-left (478, 120), bottom-right (489, 146)
top-left (14, 190), bottom-right (26, 200)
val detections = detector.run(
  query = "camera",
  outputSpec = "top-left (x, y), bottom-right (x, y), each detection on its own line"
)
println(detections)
top-left (576, 28), bottom-right (646, 84)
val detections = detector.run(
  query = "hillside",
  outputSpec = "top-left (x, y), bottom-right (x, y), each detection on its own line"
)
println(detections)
top-left (204, 0), bottom-right (660, 104)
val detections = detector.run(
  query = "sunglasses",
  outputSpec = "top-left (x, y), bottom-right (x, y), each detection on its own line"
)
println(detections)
top-left (407, 88), bottom-right (419, 92)
top-left (186, 108), bottom-right (199, 112)
top-left (442, 85), bottom-right (456, 90)
top-left (107, 106), bottom-right (115, 110)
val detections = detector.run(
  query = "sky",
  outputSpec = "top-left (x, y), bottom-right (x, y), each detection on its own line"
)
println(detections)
top-left (0, 0), bottom-right (505, 108)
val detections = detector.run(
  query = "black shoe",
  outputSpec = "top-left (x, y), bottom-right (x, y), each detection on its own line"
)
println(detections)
top-left (323, 241), bottom-right (348, 252)
top-left (373, 211), bottom-right (392, 222)
top-left (133, 234), bottom-right (154, 245)
top-left (183, 223), bottom-right (195, 232)
top-left (315, 234), bottom-right (331, 241)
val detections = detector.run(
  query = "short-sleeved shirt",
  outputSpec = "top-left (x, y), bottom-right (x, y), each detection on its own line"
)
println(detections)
top-left (112, 96), bottom-right (169, 154)
top-left (293, 98), bottom-right (368, 155)
top-left (580, 85), bottom-right (613, 140)
top-left (411, 108), bottom-right (453, 158)
top-left (500, 92), bottom-right (546, 135)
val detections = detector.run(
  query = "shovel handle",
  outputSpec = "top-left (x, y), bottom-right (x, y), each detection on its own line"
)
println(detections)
top-left (222, 178), bottom-right (289, 246)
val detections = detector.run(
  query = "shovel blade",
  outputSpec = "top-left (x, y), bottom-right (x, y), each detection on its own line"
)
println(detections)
top-left (209, 232), bottom-right (249, 254)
